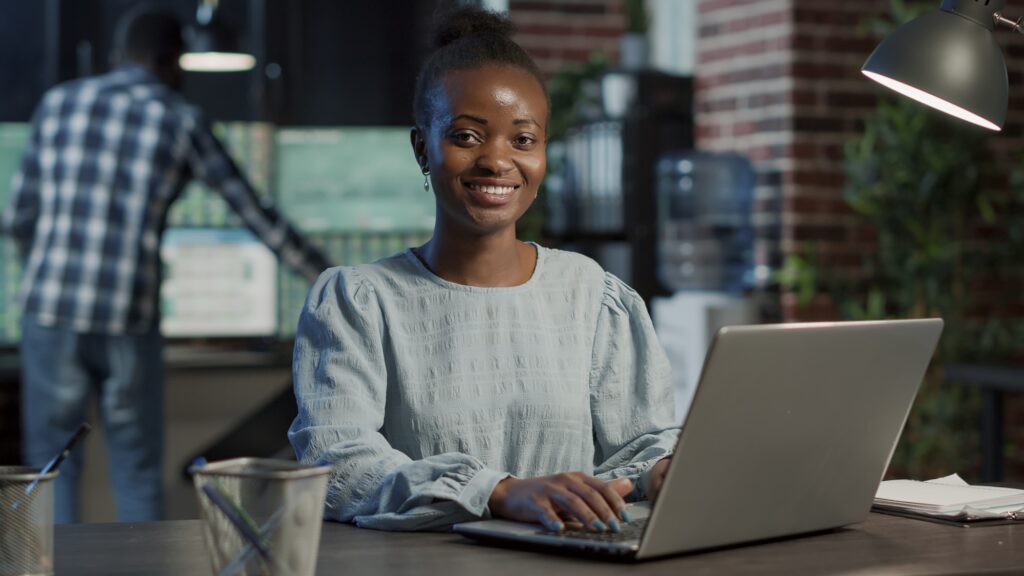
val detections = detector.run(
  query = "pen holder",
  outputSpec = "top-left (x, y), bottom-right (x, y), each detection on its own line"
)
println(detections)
top-left (190, 458), bottom-right (330, 576)
top-left (0, 466), bottom-right (58, 576)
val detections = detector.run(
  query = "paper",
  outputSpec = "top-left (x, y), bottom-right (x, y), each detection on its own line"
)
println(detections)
top-left (874, 474), bottom-right (1024, 519)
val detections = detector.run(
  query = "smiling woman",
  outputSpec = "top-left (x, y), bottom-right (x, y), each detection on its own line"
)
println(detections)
top-left (288, 5), bottom-right (679, 534)
top-left (411, 64), bottom-right (547, 286)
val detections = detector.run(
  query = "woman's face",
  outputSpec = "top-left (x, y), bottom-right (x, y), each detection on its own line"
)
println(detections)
top-left (413, 65), bottom-right (548, 238)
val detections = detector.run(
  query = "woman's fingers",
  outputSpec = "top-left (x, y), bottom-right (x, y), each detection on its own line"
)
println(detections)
top-left (546, 473), bottom-right (634, 532)
top-left (548, 486), bottom-right (604, 531)
top-left (533, 496), bottom-right (565, 532)
top-left (564, 478), bottom-right (619, 531)
top-left (577, 475), bottom-right (628, 528)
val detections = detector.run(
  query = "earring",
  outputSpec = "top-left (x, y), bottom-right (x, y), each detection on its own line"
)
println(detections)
top-left (422, 167), bottom-right (430, 191)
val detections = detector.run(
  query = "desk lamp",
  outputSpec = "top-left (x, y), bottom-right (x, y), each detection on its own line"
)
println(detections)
top-left (179, 0), bottom-right (256, 73)
top-left (862, 0), bottom-right (1024, 131)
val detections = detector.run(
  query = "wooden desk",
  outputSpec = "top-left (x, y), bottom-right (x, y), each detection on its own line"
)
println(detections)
top-left (55, 513), bottom-right (1023, 575)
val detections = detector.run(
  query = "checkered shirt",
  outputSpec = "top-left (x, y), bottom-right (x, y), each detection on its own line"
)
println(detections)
top-left (3, 65), bottom-right (331, 334)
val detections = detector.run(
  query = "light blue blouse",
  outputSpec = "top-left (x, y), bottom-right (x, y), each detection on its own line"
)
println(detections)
top-left (288, 244), bottom-right (679, 531)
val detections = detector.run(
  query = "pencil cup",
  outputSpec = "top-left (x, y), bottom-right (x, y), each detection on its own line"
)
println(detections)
top-left (190, 458), bottom-right (330, 576)
top-left (0, 466), bottom-right (57, 576)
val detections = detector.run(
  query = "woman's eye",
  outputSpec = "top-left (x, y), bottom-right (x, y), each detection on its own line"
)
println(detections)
top-left (451, 131), bottom-right (480, 145)
top-left (514, 135), bottom-right (537, 148)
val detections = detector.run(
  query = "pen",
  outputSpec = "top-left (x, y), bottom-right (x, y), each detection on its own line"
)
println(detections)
top-left (216, 505), bottom-right (287, 576)
top-left (201, 483), bottom-right (273, 562)
top-left (15, 422), bottom-right (92, 509)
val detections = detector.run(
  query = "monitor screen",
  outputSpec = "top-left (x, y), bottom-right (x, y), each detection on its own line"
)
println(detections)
top-left (0, 124), bottom-right (30, 346)
top-left (273, 127), bottom-right (435, 233)
top-left (160, 228), bottom-right (278, 338)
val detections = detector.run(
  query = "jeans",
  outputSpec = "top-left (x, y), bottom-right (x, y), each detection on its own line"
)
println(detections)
top-left (20, 317), bottom-right (165, 523)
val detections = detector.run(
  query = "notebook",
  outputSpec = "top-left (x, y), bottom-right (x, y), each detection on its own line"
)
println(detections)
top-left (873, 474), bottom-right (1024, 525)
top-left (454, 319), bottom-right (944, 560)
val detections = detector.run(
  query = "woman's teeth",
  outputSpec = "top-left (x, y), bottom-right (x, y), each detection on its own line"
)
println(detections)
top-left (468, 183), bottom-right (516, 196)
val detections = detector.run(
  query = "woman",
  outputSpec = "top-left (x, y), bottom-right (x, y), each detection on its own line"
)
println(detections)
top-left (288, 6), bottom-right (677, 533)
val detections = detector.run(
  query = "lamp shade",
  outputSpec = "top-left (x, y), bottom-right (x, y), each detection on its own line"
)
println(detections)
top-left (861, 2), bottom-right (1008, 131)
top-left (179, 3), bottom-right (255, 73)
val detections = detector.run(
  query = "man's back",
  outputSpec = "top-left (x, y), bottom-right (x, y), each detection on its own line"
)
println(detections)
top-left (6, 65), bottom-right (328, 335)
top-left (8, 65), bottom-right (201, 333)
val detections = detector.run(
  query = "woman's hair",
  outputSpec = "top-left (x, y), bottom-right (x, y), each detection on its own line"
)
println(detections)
top-left (413, 5), bottom-right (548, 128)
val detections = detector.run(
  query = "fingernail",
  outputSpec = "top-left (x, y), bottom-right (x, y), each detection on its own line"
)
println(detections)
top-left (621, 509), bottom-right (634, 524)
top-left (546, 519), bottom-right (564, 532)
top-left (607, 518), bottom-right (621, 533)
top-left (591, 519), bottom-right (607, 532)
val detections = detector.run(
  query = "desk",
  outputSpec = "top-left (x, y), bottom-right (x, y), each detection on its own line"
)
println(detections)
top-left (55, 514), bottom-right (1023, 575)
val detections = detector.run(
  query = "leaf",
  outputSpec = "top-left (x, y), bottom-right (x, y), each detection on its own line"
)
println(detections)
top-left (866, 288), bottom-right (887, 319)
top-left (976, 194), bottom-right (996, 224)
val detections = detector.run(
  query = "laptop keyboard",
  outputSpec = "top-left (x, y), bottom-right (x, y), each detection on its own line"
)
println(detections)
top-left (543, 520), bottom-right (647, 542)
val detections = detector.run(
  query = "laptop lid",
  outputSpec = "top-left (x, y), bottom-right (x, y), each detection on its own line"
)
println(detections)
top-left (636, 318), bottom-right (943, 559)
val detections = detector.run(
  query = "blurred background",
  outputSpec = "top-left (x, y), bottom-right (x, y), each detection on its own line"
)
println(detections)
top-left (0, 0), bottom-right (1021, 522)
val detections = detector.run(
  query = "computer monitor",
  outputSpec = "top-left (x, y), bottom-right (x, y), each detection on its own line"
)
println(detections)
top-left (0, 124), bottom-right (30, 346)
top-left (160, 227), bottom-right (278, 338)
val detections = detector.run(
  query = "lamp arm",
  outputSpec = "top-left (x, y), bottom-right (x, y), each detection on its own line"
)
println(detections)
top-left (994, 12), bottom-right (1024, 33)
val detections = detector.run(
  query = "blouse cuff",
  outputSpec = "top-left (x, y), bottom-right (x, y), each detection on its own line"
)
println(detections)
top-left (455, 468), bottom-right (511, 518)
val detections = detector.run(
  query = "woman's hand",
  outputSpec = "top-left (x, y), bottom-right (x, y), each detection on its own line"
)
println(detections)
top-left (488, 472), bottom-right (633, 532)
top-left (644, 457), bottom-right (673, 502)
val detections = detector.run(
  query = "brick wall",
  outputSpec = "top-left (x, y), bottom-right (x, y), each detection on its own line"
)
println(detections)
top-left (784, 1), bottom-right (889, 301)
top-left (509, 0), bottom-right (627, 77)
top-left (695, 0), bottom-right (902, 317)
top-left (696, 0), bottom-right (1024, 479)
top-left (695, 0), bottom-right (797, 306)
top-left (697, 0), bottom-right (1024, 315)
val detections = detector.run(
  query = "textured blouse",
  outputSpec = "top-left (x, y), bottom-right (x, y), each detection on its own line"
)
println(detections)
top-left (288, 244), bottom-right (679, 531)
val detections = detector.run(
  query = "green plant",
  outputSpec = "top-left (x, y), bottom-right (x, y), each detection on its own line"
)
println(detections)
top-left (781, 0), bottom-right (1024, 479)
top-left (625, 0), bottom-right (649, 34)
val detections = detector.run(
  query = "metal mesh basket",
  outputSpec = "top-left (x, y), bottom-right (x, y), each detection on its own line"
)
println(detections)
top-left (0, 466), bottom-right (57, 576)
top-left (190, 458), bottom-right (329, 576)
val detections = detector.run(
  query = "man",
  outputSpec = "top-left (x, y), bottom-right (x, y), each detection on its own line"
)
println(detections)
top-left (2, 8), bottom-right (331, 523)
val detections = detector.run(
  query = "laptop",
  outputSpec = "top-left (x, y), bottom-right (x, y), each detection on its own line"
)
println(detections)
top-left (454, 319), bottom-right (944, 560)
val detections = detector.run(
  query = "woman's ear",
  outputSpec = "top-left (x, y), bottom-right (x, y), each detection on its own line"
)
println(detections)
top-left (410, 127), bottom-right (428, 173)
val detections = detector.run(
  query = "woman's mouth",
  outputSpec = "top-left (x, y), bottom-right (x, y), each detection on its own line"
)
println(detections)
top-left (464, 181), bottom-right (520, 205)
top-left (465, 182), bottom-right (518, 196)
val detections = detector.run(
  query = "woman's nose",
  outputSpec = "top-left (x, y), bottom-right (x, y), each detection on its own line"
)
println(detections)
top-left (474, 142), bottom-right (514, 175)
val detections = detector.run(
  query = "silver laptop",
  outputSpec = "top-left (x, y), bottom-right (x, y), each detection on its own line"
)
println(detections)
top-left (454, 319), bottom-right (944, 560)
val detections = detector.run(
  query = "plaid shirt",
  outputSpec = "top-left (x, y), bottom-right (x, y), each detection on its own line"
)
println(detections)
top-left (3, 65), bottom-right (331, 334)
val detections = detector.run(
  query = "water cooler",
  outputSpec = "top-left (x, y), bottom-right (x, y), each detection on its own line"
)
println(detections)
top-left (651, 152), bottom-right (759, 421)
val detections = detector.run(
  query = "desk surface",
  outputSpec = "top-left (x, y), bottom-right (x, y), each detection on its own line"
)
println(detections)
top-left (55, 513), bottom-right (1023, 575)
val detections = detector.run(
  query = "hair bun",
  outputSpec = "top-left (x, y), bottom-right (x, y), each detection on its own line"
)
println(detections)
top-left (432, 6), bottom-right (516, 50)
